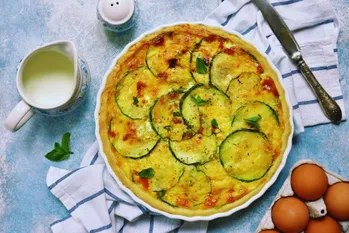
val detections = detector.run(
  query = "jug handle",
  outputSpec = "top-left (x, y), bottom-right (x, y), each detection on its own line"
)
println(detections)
top-left (5, 100), bottom-right (35, 132)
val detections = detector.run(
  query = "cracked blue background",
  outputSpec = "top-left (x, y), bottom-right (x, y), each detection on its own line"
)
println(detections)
top-left (0, 0), bottom-right (348, 232)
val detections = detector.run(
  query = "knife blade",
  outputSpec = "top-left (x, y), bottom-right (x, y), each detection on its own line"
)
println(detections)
top-left (253, 0), bottom-right (342, 124)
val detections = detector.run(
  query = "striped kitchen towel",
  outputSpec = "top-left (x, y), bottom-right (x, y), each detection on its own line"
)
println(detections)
top-left (206, 0), bottom-right (346, 134)
top-left (46, 141), bottom-right (208, 233)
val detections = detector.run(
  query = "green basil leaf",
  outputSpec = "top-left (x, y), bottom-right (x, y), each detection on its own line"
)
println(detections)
top-left (196, 57), bottom-right (207, 74)
top-left (211, 118), bottom-right (219, 128)
top-left (132, 96), bottom-right (139, 105)
top-left (190, 94), bottom-right (210, 105)
top-left (245, 116), bottom-right (262, 123)
top-left (61, 132), bottom-right (71, 152)
top-left (157, 190), bottom-right (166, 198)
top-left (248, 121), bottom-right (260, 129)
top-left (139, 168), bottom-right (155, 179)
top-left (245, 115), bottom-right (262, 129)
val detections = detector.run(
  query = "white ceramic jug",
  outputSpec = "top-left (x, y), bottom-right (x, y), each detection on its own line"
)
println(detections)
top-left (5, 40), bottom-right (90, 132)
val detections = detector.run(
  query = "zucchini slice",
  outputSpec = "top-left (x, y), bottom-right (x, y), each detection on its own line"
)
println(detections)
top-left (146, 32), bottom-right (196, 89)
top-left (115, 67), bottom-right (170, 120)
top-left (108, 116), bottom-right (160, 159)
top-left (169, 134), bottom-right (217, 165)
top-left (160, 166), bottom-right (212, 207)
top-left (220, 129), bottom-right (274, 182)
top-left (232, 101), bottom-right (282, 146)
top-left (131, 140), bottom-right (184, 192)
top-left (181, 84), bottom-right (232, 137)
top-left (150, 91), bottom-right (195, 141)
top-left (198, 160), bottom-right (255, 206)
top-left (210, 47), bottom-right (263, 93)
top-left (180, 84), bottom-right (202, 133)
top-left (232, 101), bottom-right (279, 129)
top-left (190, 36), bottom-right (227, 84)
top-left (226, 73), bottom-right (281, 113)
top-left (226, 72), bottom-right (261, 101)
top-left (258, 76), bottom-right (281, 110)
top-left (198, 160), bottom-right (235, 189)
top-left (197, 160), bottom-right (235, 202)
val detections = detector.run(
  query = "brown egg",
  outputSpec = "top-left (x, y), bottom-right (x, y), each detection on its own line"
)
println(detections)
top-left (259, 230), bottom-right (280, 233)
top-left (324, 182), bottom-right (349, 221)
top-left (271, 197), bottom-right (309, 233)
top-left (291, 164), bottom-right (328, 201)
top-left (305, 216), bottom-right (341, 233)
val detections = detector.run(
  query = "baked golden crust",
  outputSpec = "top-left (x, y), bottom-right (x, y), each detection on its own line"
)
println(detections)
top-left (98, 23), bottom-right (291, 216)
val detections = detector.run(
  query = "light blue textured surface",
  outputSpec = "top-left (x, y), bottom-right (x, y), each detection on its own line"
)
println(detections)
top-left (0, 0), bottom-right (348, 232)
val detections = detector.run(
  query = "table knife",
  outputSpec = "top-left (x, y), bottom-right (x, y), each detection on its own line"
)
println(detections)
top-left (253, 0), bottom-right (342, 124)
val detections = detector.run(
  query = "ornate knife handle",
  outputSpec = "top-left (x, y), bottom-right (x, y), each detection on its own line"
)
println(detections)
top-left (296, 58), bottom-right (342, 124)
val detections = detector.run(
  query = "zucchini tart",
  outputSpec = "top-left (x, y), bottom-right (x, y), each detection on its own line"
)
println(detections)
top-left (97, 23), bottom-right (292, 217)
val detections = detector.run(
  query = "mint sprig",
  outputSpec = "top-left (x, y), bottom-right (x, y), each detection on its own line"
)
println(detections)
top-left (45, 133), bottom-right (73, 162)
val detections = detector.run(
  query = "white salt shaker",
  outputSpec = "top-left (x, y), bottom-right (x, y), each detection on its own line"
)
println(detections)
top-left (97, 0), bottom-right (138, 32)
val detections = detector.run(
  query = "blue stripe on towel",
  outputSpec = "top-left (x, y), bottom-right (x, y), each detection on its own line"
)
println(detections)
top-left (50, 216), bottom-right (71, 227)
top-left (104, 188), bottom-right (147, 213)
top-left (68, 189), bottom-right (105, 213)
top-left (119, 218), bottom-right (126, 233)
top-left (241, 17), bottom-right (334, 39)
top-left (311, 64), bottom-right (337, 71)
top-left (265, 45), bottom-right (271, 54)
top-left (108, 201), bottom-right (118, 214)
top-left (299, 95), bottom-right (343, 106)
top-left (90, 223), bottom-right (112, 233)
top-left (90, 153), bottom-right (99, 165)
top-left (282, 70), bottom-right (299, 79)
top-left (240, 18), bottom-right (334, 36)
top-left (221, 14), bottom-right (233, 26)
top-left (174, 220), bottom-right (184, 233)
top-left (104, 188), bottom-right (136, 206)
top-left (241, 22), bottom-right (257, 35)
top-left (282, 64), bottom-right (337, 79)
top-left (149, 215), bottom-right (154, 233)
top-left (51, 208), bottom-right (113, 231)
top-left (221, 0), bottom-right (302, 27)
top-left (221, 1), bottom-right (252, 26)
top-left (315, 19), bottom-right (335, 27)
top-left (48, 167), bottom-right (81, 190)
top-left (271, 0), bottom-right (303, 7)
top-left (293, 95), bottom-right (343, 110)
top-left (138, 205), bottom-right (148, 214)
